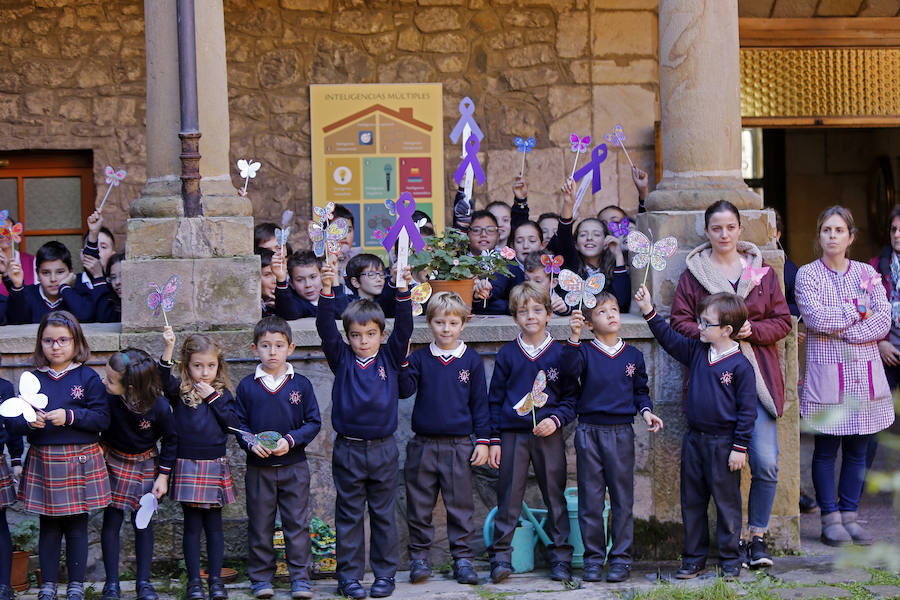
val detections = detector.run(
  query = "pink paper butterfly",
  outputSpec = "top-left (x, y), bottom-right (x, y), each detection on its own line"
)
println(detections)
top-left (0, 210), bottom-right (7, 223)
top-left (608, 218), bottom-right (631, 238)
top-left (147, 275), bottom-right (181, 317)
top-left (373, 229), bottom-right (388, 241)
top-left (104, 165), bottom-right (127, 186)
top-left (859, 269), bottom-right (879, 295)
top-left (569, 134), bottom-right (591, 153)
top-left (1, 222), bottom-right (22, 245)
top-left (740, 258), bottom-right (770, 287)
top-left (541, 254), bottom-right (563, 275)
top-left (605, 125), bottom-right (626, 146)
top-left (558, 269), bottom-right (606, 309)
top-left (513, 370), bottom-right (548, 416)
top-left (626, 231), bottom-right (678, 272)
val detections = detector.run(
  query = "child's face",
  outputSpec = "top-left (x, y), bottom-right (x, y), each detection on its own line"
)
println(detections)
top-left (98, 232), bottom-right (115, 268)
top-left (468, 216), bottom-right (498, 254)
top-left (575, 220), bottom-right (606, 259)
top-left (108, 262), bottom-right (122, 297)
top-left (513, 225), bottom-right (545, 263)
top-left (698, 306), bottom-right (731, 345)
top-left (347, 320), bottom-right (385, 359)
top-left (524, 268), bottom-right (550, 289)
top-left (258, 237), bottom-right (278, 252)
top-left (41, 324), bottom-right (77, 368)
top-left (290, 264), bottom-right (322, 301)
top-left (428, 310), bottom-right (465, 350)
top-left (488, 204), bottom-right (512, 244)
top-left (252, 331), bottom-right (295, 374)
top-left (598, 207), bottom-right (627, 225)
top-left (188, 349), bottom-right (219, 385)
top-left (37, 259), bottom-right (71, 299)
top-left (352, 265), bottom-right (385, 299)
top-left (513, 298), bottom-right (551, 338)
top-left (102, 364), bottom-right (126, 396)
top-left (587, 298), bottom-right (620, 336)
top-left (539, 218), bottom-right (558, 242)
top-left (260, 265), bottom-right (276, 301)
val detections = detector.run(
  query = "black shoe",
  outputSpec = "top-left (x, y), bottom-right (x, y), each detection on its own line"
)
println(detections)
top-left (136, 581), bottom-right (158, 600)
top-left (748, 536), bottom-right (773, 568)
top-left (38, 584), bottom-right (58, 600)
top-left (606, 564), bottom-right (631, 583)
top-left (336, 580), bottom-right (366, 600)
top-left (208, 579), bottom-right (227, 600)
top-left (67, 583), bottom-right (85, 600)
top-left (799, 492), bottom-right (819, 514)
top-left (453, 559), bottom-right (479, 585)
top-left (0, 584), bottom-right (13, 600)
top-left (738, 539), bottom-right (749, 569)
top-left (100, 582), bottom-right (120, 600)
top-left (720, 565), bottom-right (741, 580)
top-left (369, 577), bottom-right (394, 598)
top-left (408, 559), bottom-right (431, 584)
top-left (549, 561), bottom-right (572, 582)
top-left (675, 563), bottom-right (705, 579)
top-left (490, 562), bottom-right (513, 584)
top-left (581, 563), bottom-right (603, 582)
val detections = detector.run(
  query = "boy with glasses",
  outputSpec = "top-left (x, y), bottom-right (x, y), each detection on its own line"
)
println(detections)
top-left (345, 254), bottom-right (396, 318)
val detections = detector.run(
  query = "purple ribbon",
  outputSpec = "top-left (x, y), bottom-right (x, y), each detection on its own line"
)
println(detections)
top-left (449, 97), bottom-right (484, 144)
top-left (381, 192), bottom-right (426, 254)
top-left (453, 137), bottom-right (486, 187)
top-left (573, 143), bottom-right (608, 194)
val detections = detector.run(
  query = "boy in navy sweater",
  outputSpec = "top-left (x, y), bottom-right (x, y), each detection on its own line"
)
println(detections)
top-left (563, 293), bottom-right (663, 583)
top-left (400, 292), bottom-right (490, 586)
top-left (487, 282), bottom-right (577, 584)
top-left (235, 316), bottom-right (321, 599)
top-left (468, 211), bottom-right (514, 315)
top-left (634, 285), bottom-right (755, 580)
top-left (316, 258), bottom-right (413, 600)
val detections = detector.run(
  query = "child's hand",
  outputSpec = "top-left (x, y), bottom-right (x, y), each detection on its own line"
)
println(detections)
top-left (193, 381), bottom-right (215, 399)
top-left (162, 326), bottom-right (176, 364)
top-left (82, 253), bottom-right (104, 279)
top-left (44, 409), bottom-right (67, 426)
top-left (251, 443), bottom-right (271, 459)
top-left (397, 265), bottom-right (412, 292)
top-left (270, 437), bottom-right (290, 456)
top-left (473, 278), bottom-right (492, 300)
top-left (560, 178), bottom-right (576, 219)
top-left (63, 271), bottom-right (76, 287)
top-left (604, 235), bottom-right (625, 265)
top-left (533, 417), bottom-right (557, 437)
top-left (634, 284), bottom-right (653, 315)
top-left (30, 411), bottom-right (46, 429)
top-left (470, 444), bottom-right (489, 467)
top-left (271, 247), bottom-right (287, 282)
top-left (513, 176), bottom-right (528, 200)
top-left (569, 309), bottom-right (584, 341)
top-left (728, 450), bottom-right (747, 472)
top-left (488, 445), bottom-right (501, 469)
top-left (152, 474), bottom-right (169, 499)
top-left (551, 293), bottom-right (567, 315)
top-left (643, 411), bottom-right (663, 433)
top-left (7, 259), bottom-right (23, 288)
top-left (320, 260), bottom-right (336, 293)
top-left (87, 210), bottom-right (103, 238)
top-left (632, 167), bottom-right (649, 201)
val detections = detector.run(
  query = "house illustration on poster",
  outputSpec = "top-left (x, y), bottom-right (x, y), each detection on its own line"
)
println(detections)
top-left (322, 104), bottom-right (433, 154)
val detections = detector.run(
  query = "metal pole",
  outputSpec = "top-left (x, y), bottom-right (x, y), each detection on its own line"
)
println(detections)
top-left (177, 0), bottom-right (202, 217)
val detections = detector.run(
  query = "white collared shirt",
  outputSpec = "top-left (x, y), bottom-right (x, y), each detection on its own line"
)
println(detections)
top-left (429, 341), bottom-right (467, 361)
top-left (254, 363), bottom-right (294, 392)
top-left (518, 333), bottom-right (553, 359)
top-left (38, 361), bottom-right (81, 378)
top-left (590, 337), bottom-right (623, 356)
top-left (709, 342), bottom-right (740, 363)
top-left (38, 285), bottom-right (63, 308)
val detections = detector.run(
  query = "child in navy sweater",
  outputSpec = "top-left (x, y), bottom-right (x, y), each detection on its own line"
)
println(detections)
top-left (468, 211), bottom-right (514, 315)
top-left (634, 285), bottom-right (755, 579)
top-left (235, 316), bottom-right (321, 600)
top-left (563, 293), bottom-right (663, 583)
top-left (487, 282), bottom-right (577, 584)
top-left (316, 258), bottom-right (413, 600)
top-left (5, 242), bottom-right (95, 324)
top-left (13, 311), bottom-right (111, 600)
top-left (159, 328), bottom-right (240, 600)
top-left (400, 292), bottom-right (490, 586)
top-left (99, 349), bottom-right (177, 600)
top-left (0, 369), bottom-right (23, 600)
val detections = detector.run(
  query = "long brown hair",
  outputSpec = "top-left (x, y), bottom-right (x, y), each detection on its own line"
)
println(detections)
top-left (177, 333), bottom-right (231, 408)
top-left (32, 311), bottom-right (90, 368)
top-left (814, 205), bottom-right (856, 258)
top-left (107, 348), bottom-right (161, 414)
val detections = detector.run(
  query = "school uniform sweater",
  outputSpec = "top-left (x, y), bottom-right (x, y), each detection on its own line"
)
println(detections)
top-left (488, 336), bottom-right (577, 439)
top-left (234, 369), bottom-right (322, 467)
top-left (645, 310), bottom-right (756, 452)
top-left (158, 364), bottom-right (240, 460)
top-left (555, 218), bottom-right (632, 313)
top-left (6, 283), bottom-right (95, 324)
top-left (316, 287), bottom-right (413, 439)
top-left (472, 270), bottom-right (514, 316)
top-left (562, 339), bottom-right (652, 424)
top-left (401, 344), bottom-right (491, 442)
top-left (0, 378), bottom-right (24, 467)
top-left (12, 365), bottom-right (110, 446)
top-left (273, 283), bottom-right (351, 320)
top-left (92, 281), bottom-right (121, 323)
top-left (101, 395), bottom-right (178, 475)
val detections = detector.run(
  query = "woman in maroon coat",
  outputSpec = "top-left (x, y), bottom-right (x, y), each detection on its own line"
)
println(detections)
top-left (670, 200), bottom-right (792, 569)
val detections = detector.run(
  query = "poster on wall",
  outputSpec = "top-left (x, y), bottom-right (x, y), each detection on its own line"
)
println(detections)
top-left (310, 83), bottom-right (444, 255)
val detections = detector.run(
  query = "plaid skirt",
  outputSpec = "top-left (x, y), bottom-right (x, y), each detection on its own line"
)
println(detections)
top-left (102, 444), bottom-right (158, 511)
top-left (0, 461), bottom-right (17, 507)
top-left (172, 457), bottom-right (235, 508)
top-left (19, 443), bottom-right (111, 516)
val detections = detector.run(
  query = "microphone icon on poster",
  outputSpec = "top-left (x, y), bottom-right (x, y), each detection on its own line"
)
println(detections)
top-left (333, 166), bottom-right (352, 186)
top-left (384, 164), bottom-right (392, 192)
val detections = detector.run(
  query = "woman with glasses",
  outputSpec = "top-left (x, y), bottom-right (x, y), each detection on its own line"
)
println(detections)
top-left (669, 200), bottom-right (791, 569)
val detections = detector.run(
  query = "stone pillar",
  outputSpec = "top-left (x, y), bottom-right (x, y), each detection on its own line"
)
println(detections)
top-left (121, 0), bottom-right (259, 333)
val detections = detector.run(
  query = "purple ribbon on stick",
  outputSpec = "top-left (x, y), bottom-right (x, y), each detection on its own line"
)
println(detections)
top-left (573, 143), bottom-right (608, 194)
top-left (381, 192), bottom-right (426, 254)
top-left (449, 97), bottom-right (484, 144)
top-left (453, 137), bottom-right (486, 187)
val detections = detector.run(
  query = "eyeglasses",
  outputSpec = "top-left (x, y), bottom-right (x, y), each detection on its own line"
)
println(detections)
top-left (470, 226), bottom-right (498, 235)
top-left (41, 336), bottom-right (73, 348)
top-left (359, 271), bottom-right (386, 281)
top-left (696, 319), bottom-right (722, 331)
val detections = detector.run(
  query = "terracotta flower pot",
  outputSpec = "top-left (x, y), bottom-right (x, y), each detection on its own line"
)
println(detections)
top-left (428, 279), bottom-right (475, 310)
top-left (11, 551), bottom-right (30, 591)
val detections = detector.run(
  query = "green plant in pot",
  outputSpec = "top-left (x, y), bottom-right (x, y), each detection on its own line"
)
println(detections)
top-left (10, 518), bottom-right (38, 591)
top-left (409, 228), bottom-right (516, 308)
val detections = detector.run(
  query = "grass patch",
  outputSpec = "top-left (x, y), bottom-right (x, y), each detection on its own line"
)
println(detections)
top-left (866, 567), bottom-right (900, 586)
top-left (475, 588), bottom-right (519, 600)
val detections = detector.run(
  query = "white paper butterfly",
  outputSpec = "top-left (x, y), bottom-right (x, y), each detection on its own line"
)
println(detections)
top-left (237, 159), bottom-right (261, 180)
top-left (0, 372), bottom-right (49, 422)
top-left (135, 493), bottom-right (158, 529)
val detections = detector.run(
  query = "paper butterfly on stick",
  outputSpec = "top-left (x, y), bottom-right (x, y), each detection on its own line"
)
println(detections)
top-left (0, 372), bottom-right (48, 423)
top-left (513, 370), bottom-right (548, 428)
top-left (97, 165), bottom-right (127, 211)
top-left (604, 124), bottom-right (635, 170)
top-left (558, 269), bottom-right (606, 311)
top-left (854, 269), bottom-right (880, 318)
top-left (626, 230), bottom-right (678, 287)
top-left (384, 198), bottom-right (397, 217)
top-left (0, 210), bottom-right (7, 223)
top-left (608, 218), bottom-right (631, 239)
top-left (237, 159), bottom-right (261, 196)
top-left (410, 282), bottom-right (433, 317)
top-left (740, 258), bottom-right (770, 287)
top-left (541, 254), bottom-right (564, 289)
top-left (514, 136), bottom-right (536, 178)
top-left (307, 218), bottom-right (349, 259)
top-left (229, 427), bottom-right (282, 450)
top-left (147, 275), bottom-right (181, 327)
top-left (313, 202), bottom-right (335, 226)
top-left (275, 210), bottom-right (293, 247)
top-left (569, 134), bottom-right (592, 179)
top-left (1, 222), bottom-right (22, 246)
top-left (135, 493), bottom-right (158, 530)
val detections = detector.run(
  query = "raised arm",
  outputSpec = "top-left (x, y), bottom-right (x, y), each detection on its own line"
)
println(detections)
top-left (315, 260), bottom-right (348, 372)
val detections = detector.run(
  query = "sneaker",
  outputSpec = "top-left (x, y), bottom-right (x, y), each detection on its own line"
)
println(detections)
top-left (606, 564), bottom-right (631, 583)
top-left (66, 582), bottom-right (85, 600)
top-left (581, 563), bottom-right (603, 582)
top-left (290, 580), bottom-right (313, 600)
top-left (0, 584), bottom-right (13, 600)
top-left (208, 579), bottom-right (227, 600)
top-left (549, 561), bottom-right (572, 582)
top-left (408, 559), bottom-right (431, 584)
top-left (720, 565), bottom-right (741, 580)
top-left (186, 579), bottom-right (205, 600)
top-left (452, 559), bottom-right (479, 585)
top-left (675, 563), bottom-right (704, 579)
top-left (38, 584), bottom-right (58, 600)
top-left (748, 536), bottom-right (773, 568)
top-left (490, 562), bottom-right (513, 584)
top-left (369, 577), bottom-right (395, 598)
top-left (100, 582), bottom-right (120, 600)
top-left (136, 581), bottom-right (158, 600)
top-left (738, 539), bottom-right (749, 569)
top-left (249, 582), bottom-right (274, 599)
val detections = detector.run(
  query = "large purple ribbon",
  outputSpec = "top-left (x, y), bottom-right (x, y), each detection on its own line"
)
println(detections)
top-left (573, 143), bottom-right (608, 194)
top-left (449, 97), bottom-right (484, 144)
top-left (453, 137), bottom-right (486, 187)
top-left (381, 192), bottom-right (426, 253)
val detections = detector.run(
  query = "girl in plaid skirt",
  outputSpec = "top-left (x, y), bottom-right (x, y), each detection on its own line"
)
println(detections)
top-left (10, 311), bottom-right (111, 600)
top-left (99, 349), bottom-right (177, 600)
top-left (0, 369), bottom-right (24, 600)
top-left (158, 327), bottom-right (239, 600)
